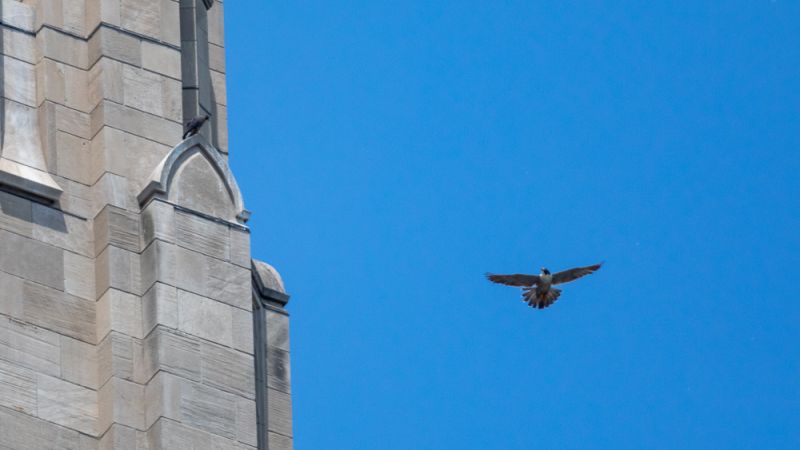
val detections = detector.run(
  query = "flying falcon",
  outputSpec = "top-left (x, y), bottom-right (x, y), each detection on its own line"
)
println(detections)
top-left (486, 262), bottom-right (603, 309)
top-left (183, 114), bottom-right (210, 139)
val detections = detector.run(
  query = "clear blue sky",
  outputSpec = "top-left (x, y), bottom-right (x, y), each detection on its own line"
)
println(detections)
top-left (225, 2), bottom-right (799, 449)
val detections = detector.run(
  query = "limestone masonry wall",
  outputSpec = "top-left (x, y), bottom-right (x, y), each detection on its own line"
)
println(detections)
top-left (0, 1), bottom-right (291, 449)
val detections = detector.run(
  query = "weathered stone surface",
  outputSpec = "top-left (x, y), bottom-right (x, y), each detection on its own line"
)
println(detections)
top-left (180, 380), bottom-right (238, 439)
top-left (98, 332), bottom-right (145, 386)
top-left (268, 431), bottom-right (293, 450)
top-left (200, 341), bottom-right (254, 399)
top-left (229, 227), bottom-right (250, 268)
top-left (142, 283), bottom-right (177, 336)
top-left (94, 206), bottom-right (140, 255)
top-left (23, 280), bottom-right (96, 343)
top-left (266, 310), bottom-right (290, 352)
top-left (0, 359), bottom-right (37, 414)
top-left (142, 326), bottom-right (201, 382)
top-left (0, 271), bottom-right (24, 319)
top-left (2, 0), bottom-right (36, 32)
top-left (97, 288), bottom-right (143, 339)
top-left (0, 314), bottom-right (61, 377)
top-left (174, 246), bottom-right (251, 310)
top-left (140, 199), bottom-right (175, 248)
top-left (231, 307), bottom-right (253, 354)
top-left (0, 229), bottom-right (64, 290)
top-left (98, 377), bottom-right (145, 431)
top-left (0, 405), bottom-right (83, 450)
top-left (33, 204), bottom-right (93, 257)
top-left (3, 56), bottom-right (37, 107)
top-left (267, 346), bottom-right (291, 394)
top-left (41, 27), bottom-right (89, 69)
top-left (0, 191), bottom-right (33, 237)
top-left (92, 100), bottom-right (180, 148)
top-left (56, 131), bottom-right (92, 185)
top-left (96, 245), bottom-right (141, 298)
top-left (37, 373), bottom-right (98, 435)
top-left (148, 417), bottom-right (256, 450)
top-left (61, 335), bottom-right (99, 389)
top-left (236, 397), bottom-right (257, 447)
top-left (54, 102), bottom-right (92, 139)
top-left (139, 240), bottom-right (175, 294)
top-left (177, 289), bottom-right (233, 347)
top-left (267, 388), bottom-right (293, 438)
top-left (64, 251), bottom-right (95, 301)
top-left (89, 27), bottom-right (141, 68)
top-left (170, 152), bottom-right (237, 220)
top-left (142, 41), bottom-right (181, 80)
top-left (175, 209), bottom-right (229, 260)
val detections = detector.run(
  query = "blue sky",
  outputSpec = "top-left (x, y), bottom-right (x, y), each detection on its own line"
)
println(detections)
top-left (225, 2), bottom-right (799, 448)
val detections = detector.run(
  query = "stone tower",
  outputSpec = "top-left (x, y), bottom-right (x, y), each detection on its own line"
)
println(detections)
top-left (0, 1), bottom-right (292, 449)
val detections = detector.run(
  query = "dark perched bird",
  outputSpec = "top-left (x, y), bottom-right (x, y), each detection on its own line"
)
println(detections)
top-left (486, 262), bottom-right (602, 309)
top-left (183, 114), bottom-right (210, 139)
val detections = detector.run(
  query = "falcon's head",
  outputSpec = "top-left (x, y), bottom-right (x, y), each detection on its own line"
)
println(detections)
top-left (540, 267), bottom-right (550, 275)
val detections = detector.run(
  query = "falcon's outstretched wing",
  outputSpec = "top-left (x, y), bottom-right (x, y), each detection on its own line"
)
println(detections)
top-left (551, 262), bottom-right (603, 285)
top-left (485, 273), bottom-right (539, 287)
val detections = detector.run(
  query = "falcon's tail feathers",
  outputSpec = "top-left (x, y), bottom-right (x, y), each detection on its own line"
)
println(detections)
top-left (522, 287), bottom-right (561, 309)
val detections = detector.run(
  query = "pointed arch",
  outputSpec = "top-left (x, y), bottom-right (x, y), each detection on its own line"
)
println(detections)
top-left (137, 134), bottom-right (249, 223)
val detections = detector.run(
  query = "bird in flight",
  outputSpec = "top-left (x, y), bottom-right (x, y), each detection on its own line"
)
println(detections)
top-left (183, 114), bottom-right (211, 139)
top-left (486, 262), bottom-right (602, 309)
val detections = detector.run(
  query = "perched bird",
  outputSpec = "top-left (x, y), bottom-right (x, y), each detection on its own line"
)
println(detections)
top-left (183, 114), bottom-right (210, 139)
top-left (486, 262), bottom-right (602, 309)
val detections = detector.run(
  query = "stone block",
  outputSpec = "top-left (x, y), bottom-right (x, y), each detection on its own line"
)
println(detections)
top-left (91, 172), bottom-right (132, 216)
top-left (94, 206), bottom-right (140, 255)
top-left (268, 432), bottom-right (293, 450)
top-left (148, 417), bottom-right (256, 450)
top-left (175, 209), bottom-right (230, 260)
top-left (93, 100), bottom-right (181, 148)
top-left (0, 230), bottom-right (64, 289)
top-left (180, 380), bottom-right (238, 439)
top-left (160, 0), bottom-right (180, 46)
top-left (209, 43), bottom-right (225, 73)
top-left (55, 102), bottom-right (92, 139)
top-left (0, 314), bottom-right (61, 377)
top-left (3, 56), bottom-right (36, 107)
top-left (0, 271), bottom-right (24, 319)
top-left (98, 332), bottom-right (143, 385)
top-left (141, 198), bottom-right (175, 248)
top-left (140, 239), bottom-right (175, 294)
top-left (215, 102), bottom-right (228, 153)
top-left (91, 27), bottom-right (141, 67)
top-left (142, 282), bottom-right (177, 336)
top-left (162, 76), bottom-right (182, 122)
top-left (123, 64), bottom-right (164, 116)
top-left (61, 335), bottom-right (99, 388)
top-left (64, 251), bottom-right (95, 301)
top-left (121, 0), bottom-right (160, 37)
top-left (177, 289), bottom-right (233, 347)
top-left (62, 0), bottom-right (87, 35)
top-left (37, 373), bottom-right (98, 435)
top-left (0, 359), bottom-right (38, 415)
top-left (229, 227), bottom-right (250, 268)
top-left (2, 0), bottom-right (36, 32)
top-left (40, 27), bottom-right (89, 69)
top-left (0, 406), bottom-right (83, 450)
top-left (200, 340), bottom-right (254, 399)
top-left (33, 203), bottom-right (93, 257)
top-left (142, 41), bottom-right (181, 80)
top-left (97, 424), bottom-right (149, 450)
top-left (210, 70), bottom-right (226, 106)
top-left (95, 245), bottom-right (141, 298)
top-left (100, 0), bottom-right (122, 27)
top-left (267, 346), bottom-right (291, 394)
top-left (236, 397), bottom-right (257, 447)
top-left (2, 28), bottom-right (38, 64)
top-left (143, 326), bottom-right (201, 382)
top-left (97, 288), bottom-right (143, 339)
top-left (267, 388), bottom-right (292, 438)
top-left (207, 1), bottom-right (224, 46)
top-left (231, 307), bottom-right (253, 354)
top-left (92, 127), bottom-right (171, 190)
top-left (58, 177), bottom-right (95, 219)
top-left (174, 246), bottom-right (251, 310)
top-left (56, 131), bottom-right (91, 185)
top-left (98, 377), bottom-right (145, 431)
top-left (266, 310), bottom-right (290, 351)
top-left (23, 280), bottom-right (96, 343)
top-left (0, 190), bottom-right (33, 237)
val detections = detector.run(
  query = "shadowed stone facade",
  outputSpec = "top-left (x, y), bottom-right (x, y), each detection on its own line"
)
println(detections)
top-left (0, 1), bottom-right (292, 449)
